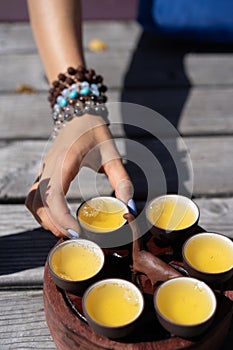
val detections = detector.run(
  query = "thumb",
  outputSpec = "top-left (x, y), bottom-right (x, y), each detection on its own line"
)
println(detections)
top-left (115, 179), bottom-right (134, 203)
top-left (103, 158), bottom-right (133, 202)
top-left (103, 158), bottom-right (137, 214)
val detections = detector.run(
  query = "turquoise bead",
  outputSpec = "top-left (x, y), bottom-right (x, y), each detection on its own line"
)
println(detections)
top-left (80, 87), bottom-right (90, 96)
top-left (58, 97), bottom-right (68, 107)
top-left (69, 90), bottom-right (78, 99)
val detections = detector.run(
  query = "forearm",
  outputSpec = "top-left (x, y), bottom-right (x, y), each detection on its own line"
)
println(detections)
top-left (27, 0), bottom-right (85, 84)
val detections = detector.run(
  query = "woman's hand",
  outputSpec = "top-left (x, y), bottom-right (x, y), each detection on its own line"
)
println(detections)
top-left (25, 114), bottom-right (134, 237)
top-left (26, 0), bottom-right (135, 238)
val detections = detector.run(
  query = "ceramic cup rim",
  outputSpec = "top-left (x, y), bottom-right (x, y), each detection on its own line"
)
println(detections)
top-left (48, 239), bottom-right (105, 282)
top-left (154, 276), bottom-right (217, 327)
top-left (82, 278), bottom-right (144, 329)
top-left (146, 194), bottom-right (200, 232)
top-left (77, 196), bottom-right (129, 234)
top-left (183, 232), bottom-right (233, 275)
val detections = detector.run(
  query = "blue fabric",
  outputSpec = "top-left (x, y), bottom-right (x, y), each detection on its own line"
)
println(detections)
top-left (137, 0), bottom-right (233, 42)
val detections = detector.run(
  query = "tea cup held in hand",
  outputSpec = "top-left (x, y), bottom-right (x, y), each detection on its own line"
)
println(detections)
top-left (77, 196), bottom-right (129, 247)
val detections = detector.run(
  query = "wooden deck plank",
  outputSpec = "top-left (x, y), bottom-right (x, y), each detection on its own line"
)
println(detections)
top-left (2, 22), bottom-right (233, 93)
top-left (0, 21), bottom-right (141, 54)
top-left (0, 290), bottom-right (56, 349)
top-left (124, 50), bottom-right (233, 88)
top-left (0, 137), bottom-right (233, 200)
top-left (0, 138), bottom-right (113, 200)
top-left (121, 87), bottom-right (233, 136)
top-left (0, 50), bottom-right (133, 91)
top-left (2, 51), bottom-right (233, 92)
top-left (1, 198), bottom-right (233, 237)
top-left (1, 87), bottom-right (233, 139)
top-left (0, 225), bottom-right (58, 288)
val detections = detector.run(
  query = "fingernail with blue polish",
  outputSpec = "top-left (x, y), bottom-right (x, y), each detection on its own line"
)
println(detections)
top-left (128, 199), bottom-right (137, 216)
top-left (67, 229), bottom-right (80, 239)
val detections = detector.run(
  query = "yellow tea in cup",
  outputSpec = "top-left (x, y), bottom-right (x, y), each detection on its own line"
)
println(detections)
top-left (83, 279), bottom-right (144, 327)
top-left (183, 233), bottom-right (233, 274)
top-left (154, 277), bottom-right (216, 326)
top-left (50, 239), bottom-right (104, 281)
top-left (78, 197), bottom-right (128, 233)
top-left (147, 195), bottom-right (199, 231)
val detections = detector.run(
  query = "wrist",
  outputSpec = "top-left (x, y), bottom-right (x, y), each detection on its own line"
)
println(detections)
top-left (48, 65), bottom-right (109, 136)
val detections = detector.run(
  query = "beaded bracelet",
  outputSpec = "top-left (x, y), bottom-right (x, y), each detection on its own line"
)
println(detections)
top-left (48, 65), bottom-right (109, 135)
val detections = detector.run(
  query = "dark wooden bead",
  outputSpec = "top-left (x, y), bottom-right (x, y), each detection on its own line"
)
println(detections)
top-left (58, 83), bottom-right (66, 90)
top-left (96, 75), bottom-right (103, 84)
top-left (85, 72), bottom-right (93, 82)
top-left (49, 88), bottom-right (55, 94)
top-left (87, 68), bottom-right (95, 77)
top-left (77, 65), bottom-right (86, 74)
top-left (53, 91), bottom-right (60, 98)
top-left (91, 75), bottom-right (97, 83)
top-left (58, 73), bottom-right (66, 82)
top-left (98, 95), bottom-right (107, 103)
top-left (66, 77), bottom-right (75, 85)
top-left (99, 84), bottom-right (108, 93)
top-left (52, 80), bottom-right (60, 88)
top-left (67, 67), bottom-right (77, 75)
top-left (48, 95), bottom-right (54, 102)
top-left (75, 72), bottom-right (85, 82)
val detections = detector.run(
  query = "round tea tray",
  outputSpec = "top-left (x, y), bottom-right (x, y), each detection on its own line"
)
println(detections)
top-left (43, 235), bottom-right (233, 350)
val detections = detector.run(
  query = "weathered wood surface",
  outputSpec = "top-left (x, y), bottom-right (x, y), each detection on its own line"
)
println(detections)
top-left (2, 51), bottom-right (233, 91)
top-left (0, 290), bottom-right (56, 350)
top-left (0, 136), bottom-right (233, 200)
top-left (0, 22), bottom-right (141, 54)
top-left (2, 87), bottom-right (233, 139)
top-left (2, 23), bottom-right (233, 91)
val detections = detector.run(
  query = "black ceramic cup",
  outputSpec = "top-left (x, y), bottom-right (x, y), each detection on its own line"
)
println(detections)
top-left (48, 239), bottom-right (105, 295)
top-left (145, 194), bottom-right (200, 244)
top-left (183, 232), bottom-right (233, 285)
top-left (76, 196), bottom-right (130, 248)
top-left (154, 277), bottom-right (217, 338)
top-left (82, 278), bottom-right (144, 339)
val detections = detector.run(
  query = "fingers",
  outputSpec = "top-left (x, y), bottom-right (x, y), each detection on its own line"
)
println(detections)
top-left (43, 188), bottom-right (81, 238)
top-left (25, 179), bottom-right (81, 238)
top-left (102, 158), bottom-right (137, 215)
top-left (103, 158), bottom-right (133, 201)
